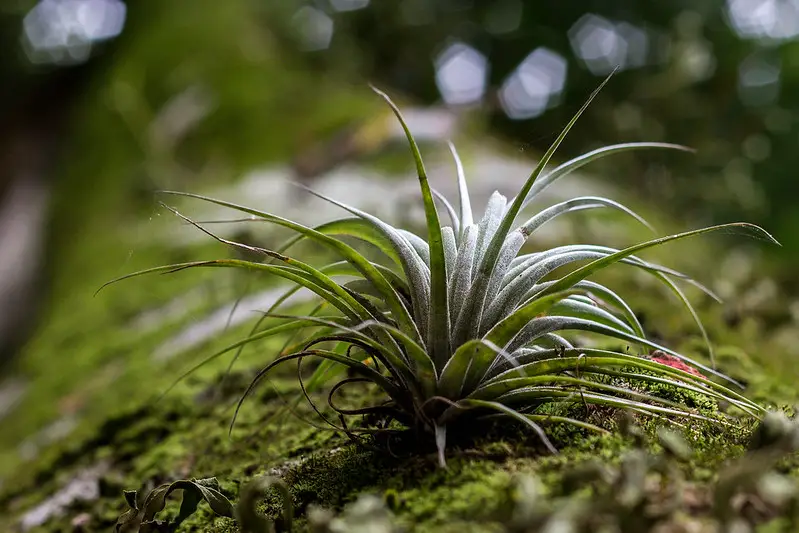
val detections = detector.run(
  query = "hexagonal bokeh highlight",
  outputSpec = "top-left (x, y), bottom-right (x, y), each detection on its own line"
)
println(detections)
top-left (22, 0), bottom-right (127, 66)
top-left (434, 42), bottom-right (489, 106)
top-left (568, 13), bottom-right (628, 75)
top-left (499, 47), bottom-right (567, 120)
top-left (726, 0), bottom-right (799, 41)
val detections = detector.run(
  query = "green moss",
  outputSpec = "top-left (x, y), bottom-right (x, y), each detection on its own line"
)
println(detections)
top-left (3, 264), bottom-right (789, 533)
top-left (4, 82), bottom-right (799, 531)
top-left (0, 357), bottom-right (787, 533)
top-left (392, 459), bottom-right (510, 530)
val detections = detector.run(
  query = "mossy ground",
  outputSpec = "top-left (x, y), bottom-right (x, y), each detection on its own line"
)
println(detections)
top-left (0, 368), bottom-right (774, 532)
top-left (2, 135), bottom-right (798, 531)
top-left (3, 254), bottom-right (797, 532)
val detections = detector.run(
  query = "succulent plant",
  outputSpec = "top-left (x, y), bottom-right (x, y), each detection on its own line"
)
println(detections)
top-left (106, 77), bottom-right (776, 466)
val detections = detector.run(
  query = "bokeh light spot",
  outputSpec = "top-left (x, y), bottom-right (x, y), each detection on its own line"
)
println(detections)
top-left (743, 133), bottom-right (772, 161)
top-left (499, 47), bottom-right (567, 120)
top-left (617, 22), bottom-right (649, 67)
top-left (738, 52), bottom-right (781, 106)
top-left (434, 42), bottom-right (488, 106)
top-left (726, 0), bottom-right (799, 41)
top-left (292, 6), bottom-right (334, 51)
top-left (569, 14), bottom-right (628, 75)
top-left (22, 0), bottom-right (126, 66)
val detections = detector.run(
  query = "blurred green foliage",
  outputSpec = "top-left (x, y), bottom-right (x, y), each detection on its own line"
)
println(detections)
top-left (3, 0), bottom-right (798, 289)
top-left (330, 0), bottom-right (799, 263)
top-left (2, 0), bottom-right (383, 300)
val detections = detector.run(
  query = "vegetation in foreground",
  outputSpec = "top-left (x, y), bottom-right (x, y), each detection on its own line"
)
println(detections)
top-left (108, 78), bottom-right (775, 467)
top-left (4, 80), bottom-right (792, 532)
top-left (114, 410), bottom-right (799, 532)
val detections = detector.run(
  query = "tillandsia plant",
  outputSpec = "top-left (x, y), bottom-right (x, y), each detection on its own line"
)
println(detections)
top-left (105, 76), bottom-right (777, 467)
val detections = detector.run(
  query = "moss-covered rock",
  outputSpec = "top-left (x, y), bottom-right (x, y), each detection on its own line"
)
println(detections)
top-left (3, 78), bottom-right (799, 531)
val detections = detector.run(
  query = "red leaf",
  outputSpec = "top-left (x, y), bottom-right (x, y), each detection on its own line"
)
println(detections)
top-left (649, 350), bottom-right (706, 379)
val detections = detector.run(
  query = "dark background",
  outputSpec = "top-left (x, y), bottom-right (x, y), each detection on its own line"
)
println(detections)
top-left (1, 0), bottom-right (797, 359)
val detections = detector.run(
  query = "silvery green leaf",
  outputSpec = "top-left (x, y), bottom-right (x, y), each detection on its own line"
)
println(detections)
top-left (442, 226), bottom-right (457, 281)
top-left (517, 195), bottom-right (654, 237)
top-left (449, 224), bottom-right (477, 328)
top-left (448, 141), bottom-right (473, 235)
top-left (295, 187), bottom-right (431, 341)
top-left (154, 190), bottom-right (422, 342)
top-left (433, 189), bottom-right (460, 239)
top-left (517, 142), bottom-right (694, 210)
top-left (372, 86), bottom-right (451, 370)
top-left (572, 280), bottom-right (645, 339)
top-left (473, 191), bottom-right (507, 276)
top-left (549, 297), bottom-right (636, 336)
top-left (469, 230), bottom-right (526, 338)
top-left (482, 232), bottom-right (527, 317)
top-left (506, 315), bottom-right (733, 385)
top-left (397, 229), bottom-right (431, 267)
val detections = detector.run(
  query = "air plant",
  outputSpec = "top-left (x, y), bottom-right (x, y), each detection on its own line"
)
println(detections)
top-left (105, 77), bottom-right (776, 467)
